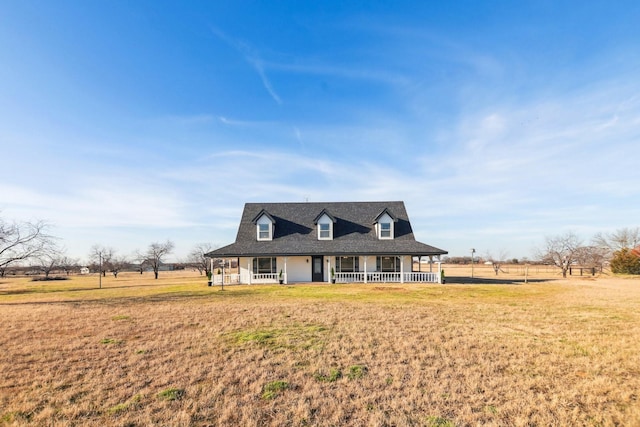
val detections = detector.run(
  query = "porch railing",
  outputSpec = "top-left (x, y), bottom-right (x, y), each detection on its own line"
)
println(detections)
top-left (212, 274), bottom-right (241, 285)
top-left (212, 271), bottom-right (440, 285)
top-left (334, 272), bottom-right (440, 283)
top-left (252, 273), bottom-right (280, 284)
top-left (404, 272), bottom-right (439, 283)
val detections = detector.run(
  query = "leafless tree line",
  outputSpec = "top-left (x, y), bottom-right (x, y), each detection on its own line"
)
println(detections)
top-left (4, 214), bottom-right (636, 281)
top-left (0, 215), bottom-right (215, 280)
top-left (536, 228), bottom-right (639, 278)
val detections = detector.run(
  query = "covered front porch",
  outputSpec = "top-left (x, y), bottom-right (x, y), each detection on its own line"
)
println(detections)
top-left (211, 255), bottom-right (443, 285)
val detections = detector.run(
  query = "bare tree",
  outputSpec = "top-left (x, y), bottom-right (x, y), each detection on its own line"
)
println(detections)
top-left (592, 227), bottom-right (640, 252)
top-left (536, 232), bottom-right (583, 278)
top-left (133, 250), bottom-right (148, 274)
top-left (146, 240), bottom-right (174, 279)
top-left (89, 245), bottom-right (114, 277)
top-left (187, 243), bottom-right (217, 276)
top-left (575, 246), bottom-right (609, 271)
top-left (36, 247), bottom-right (65, 279)
top-left (110, 255), bottom-right (128, 278)
top-left (58, 256), bottom-right (80, 275)
top-left (485, 249), bottom-right (509, 276)
top-left (1, 218), bottom-right (54, 275)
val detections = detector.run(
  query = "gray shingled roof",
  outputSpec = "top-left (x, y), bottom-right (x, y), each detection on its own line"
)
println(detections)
top-left (206, 201), bottom-right (447, 257)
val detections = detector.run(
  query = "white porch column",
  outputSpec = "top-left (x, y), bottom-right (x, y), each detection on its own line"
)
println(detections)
top-left (438, 262), bottom-right (442, 284)
top-left (284, 257), bottom-right (288, 284)
top-left (429, 255), bottom-right (433, 272)
top-left (248, 259), bottom-right (252, 285)
top-left (400, 256), bottom-right (404, 283)
top-left (327, 257), bottom-right (331, 283)
top-left (364, 256), bottom-right (368, 284)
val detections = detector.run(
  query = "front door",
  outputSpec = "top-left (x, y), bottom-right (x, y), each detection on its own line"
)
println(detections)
top-left (312, 256), bottom-right (324, 282)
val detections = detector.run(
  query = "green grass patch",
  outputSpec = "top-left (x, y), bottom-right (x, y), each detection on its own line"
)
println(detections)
top-left (261, 380), bottom-right (289, 400)
top-left (0, 411), bottom-right (32, 423)
top-left (100, 338), bottom-right (123, 345)
top-left (226, 323), bottom-right (328, 351)
top-left (425, 415), bottom-right (455, 427)
top-left (107, 394), bottom-right (142, 414)
top-left (347, 365), bottom-right (368, 380)
top-left (315, 368), bottom-right (342, 382)
top-left (157, 387), bottom-right (185, 401)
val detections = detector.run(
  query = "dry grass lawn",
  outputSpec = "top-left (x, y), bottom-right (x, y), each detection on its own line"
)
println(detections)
top-left (1, 269), bottom-right (639, 426)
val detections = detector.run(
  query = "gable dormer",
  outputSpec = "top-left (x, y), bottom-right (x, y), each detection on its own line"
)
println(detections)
top-left (373, 208), bottom-right (398, 240)
top-left (313, 209), bottom-right (337, 240)
top-left (252, 209), bottom-right (275, 241)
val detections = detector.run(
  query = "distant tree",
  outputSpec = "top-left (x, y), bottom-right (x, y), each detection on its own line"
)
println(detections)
top-left (485, 250), bottom-right (509, 275)
top-left (536, 232), bottom-right (583, 278)
top-left (592, 227), bottom-right (640, 252)
top-left (133, 250), bottom-right (148, 274)
top-left (610, 248), bottom-right (640, 275)
top-left (187, 243), bottom-right (217, 276)
top-left (89, 245), bottom-right (114, 277)
top-left (58, 256), bottom-right (80, 275)
top-left (110, 255), bottom-right (129, 278)
top-left (1, 217), bottom-right (54, 276)
top-left (145, 240), bottom-right (174, 279)
top-left (574, 246), bottom-right (609, 271)
top-left (35, 245), bottom-right (65, 278)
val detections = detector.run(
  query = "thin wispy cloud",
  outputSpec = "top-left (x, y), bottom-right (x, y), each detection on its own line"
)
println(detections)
top-left (210, 26), bottom-right (283, 105)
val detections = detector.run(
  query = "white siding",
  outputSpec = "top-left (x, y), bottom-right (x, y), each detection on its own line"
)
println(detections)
top-left (285, 257), bottom-right (312, 282)
top-left (239, 256), bottom-right (312, 283)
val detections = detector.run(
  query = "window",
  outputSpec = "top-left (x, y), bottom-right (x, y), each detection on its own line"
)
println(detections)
top-left (336, 256), bottom-right (359, 272)
top-left (376, 256), bottom-right (400, 272)
top-left (253, 257), bottom-right (276, 274)
top-left (319, 223), bottom-right (331, 239)
top-left (258, 223), bottom-right (271, 240)
top-left (380, 222), bottom-right (392, 239)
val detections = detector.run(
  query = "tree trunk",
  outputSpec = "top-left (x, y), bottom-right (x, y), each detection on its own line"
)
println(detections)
top-left (154, 270), bottom-right (159, 279)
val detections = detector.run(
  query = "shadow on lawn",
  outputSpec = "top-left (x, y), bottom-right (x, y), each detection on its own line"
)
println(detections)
top-left (446, 276), bottom-right (556, 285)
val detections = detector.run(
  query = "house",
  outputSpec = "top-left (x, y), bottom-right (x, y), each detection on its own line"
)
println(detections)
top-left (206, 201), bottom-right (447, 285)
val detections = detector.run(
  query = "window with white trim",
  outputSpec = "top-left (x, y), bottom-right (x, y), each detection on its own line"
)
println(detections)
top-left (319, 223), bottom-right (331, 239)
top-left (335, 256), bottom-right (359, 272)
top-left (380, 222), bottom-right (392, 239)
top-left (258, 223), bottom-right (271, 240)
top-left (376, 256), bottom-right (401, 272)
top-left (253, 257), bottom-right (277, 274)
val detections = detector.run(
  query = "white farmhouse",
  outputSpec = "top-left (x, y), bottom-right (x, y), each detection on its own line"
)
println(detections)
top-left (206, 201), bottom-right (447, 285)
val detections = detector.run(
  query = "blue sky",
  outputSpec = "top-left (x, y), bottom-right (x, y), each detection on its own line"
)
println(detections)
top-left (1, 1), bottom-right (639, 262)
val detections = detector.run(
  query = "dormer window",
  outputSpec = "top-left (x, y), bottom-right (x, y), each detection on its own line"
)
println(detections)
top-left (258, 223), bottom-right (271, 240)
top-left (319, 223), bottom-right (331, 239)
top-left (313, 209), bottom-right (337, 241)
top-left (373, 208), bottom-right (397, 240)
top-left (380, 222), bottom-right (392, 238)
top-left (252, 209), bottom-right (275, 241)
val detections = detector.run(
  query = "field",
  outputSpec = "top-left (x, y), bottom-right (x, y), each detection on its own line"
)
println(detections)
top-left (1, 268), bottom-right (639, 426)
